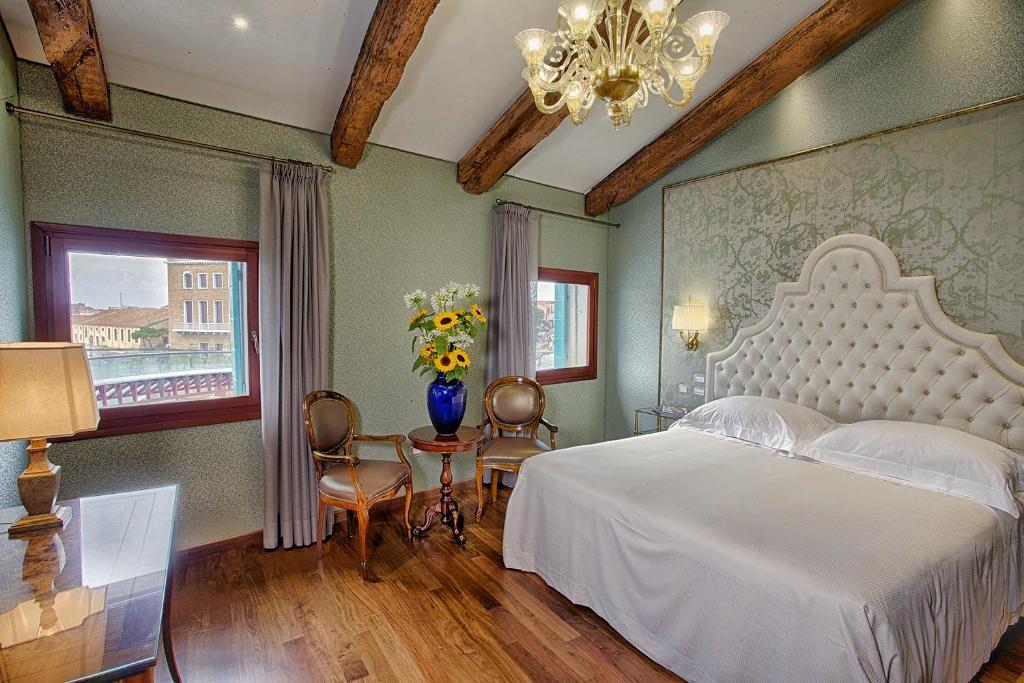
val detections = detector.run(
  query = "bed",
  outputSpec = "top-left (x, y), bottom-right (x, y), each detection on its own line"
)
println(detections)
top-left (503, 234), bottom-right (1024, 683)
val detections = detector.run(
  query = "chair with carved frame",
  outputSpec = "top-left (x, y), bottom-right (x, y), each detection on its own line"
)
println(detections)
top-left (302, 390), bottom-right (413, 580)
top-left (475, 376), bottom-right (558, 523)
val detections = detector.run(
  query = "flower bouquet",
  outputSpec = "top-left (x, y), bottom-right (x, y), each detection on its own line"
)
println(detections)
top-left (404, 282), bottom-right (487, 434)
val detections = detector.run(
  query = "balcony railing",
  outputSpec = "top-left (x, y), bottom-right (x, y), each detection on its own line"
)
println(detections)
top-left (94, 368), bottom-right (235, 406)
top-left (172, 322), bottom-right (231, 333)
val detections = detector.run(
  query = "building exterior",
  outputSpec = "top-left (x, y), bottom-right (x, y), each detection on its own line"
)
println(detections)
top-left (165, 260), bottom-right (233, 351)
top-left (71, 307), bottom-right (168, 349)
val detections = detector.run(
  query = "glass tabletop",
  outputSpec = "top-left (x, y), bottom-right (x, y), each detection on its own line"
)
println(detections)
top-left (635, 405), bottom-right (691, 419)
top-left (0, 486), bottom-right (177, 683)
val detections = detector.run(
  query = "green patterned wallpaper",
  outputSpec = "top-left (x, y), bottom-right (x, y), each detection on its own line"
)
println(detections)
top-left (606, 0), bottom-right (1024, 438)
top-left (660, 98), bottom-right (1024, 406)
top-left (0, 28), bottom-right (27, 504)
top-left (13, 61), bottom-right (607, 548)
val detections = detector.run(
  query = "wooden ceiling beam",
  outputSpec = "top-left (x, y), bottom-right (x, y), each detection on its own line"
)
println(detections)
top-left (26, 0), bottom-right (111, 120)
top-left (331, 0), bottom-right (440, 168)
top-left (584, 0), bottom-right (905, 216)
top-left (457, 91), bottom-right (567, 194)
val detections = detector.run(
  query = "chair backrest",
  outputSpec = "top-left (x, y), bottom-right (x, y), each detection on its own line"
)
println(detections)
top-left (303, 390), bottom-right (356, 462)
top-left (483, 376), bottom-right (545, 437)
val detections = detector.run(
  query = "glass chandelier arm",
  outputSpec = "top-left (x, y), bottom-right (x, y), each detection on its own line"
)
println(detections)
top-left (657, 85), bottom-right (695, 108)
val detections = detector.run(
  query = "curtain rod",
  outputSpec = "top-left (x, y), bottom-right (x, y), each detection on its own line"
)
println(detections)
top-left (495, 198), bottom-right (619, 229)
top-left (5, 102), bottom-right (336, 173)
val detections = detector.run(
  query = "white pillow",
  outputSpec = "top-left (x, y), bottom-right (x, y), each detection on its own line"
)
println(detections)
top-left (674, 396), bottom-right (835, 453)
top-left (804, 420), bottom-right (1023, 517)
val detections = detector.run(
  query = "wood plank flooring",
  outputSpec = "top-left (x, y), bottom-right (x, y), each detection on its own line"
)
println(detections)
top-left (165, 487), bottom-right (1024, 682)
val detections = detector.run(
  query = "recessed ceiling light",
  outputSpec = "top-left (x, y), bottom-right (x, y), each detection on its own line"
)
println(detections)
top-left (232, 16), bottom-right (249, 30)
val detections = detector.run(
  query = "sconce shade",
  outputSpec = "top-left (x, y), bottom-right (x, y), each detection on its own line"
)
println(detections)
top-left (0, 343), bottom-right (99, 441)
top-left (672, 301), bottom-right (707, 332)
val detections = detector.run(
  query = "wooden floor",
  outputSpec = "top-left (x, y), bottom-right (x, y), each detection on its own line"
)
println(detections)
top-left (165, 487), bottom-right (1024, 682)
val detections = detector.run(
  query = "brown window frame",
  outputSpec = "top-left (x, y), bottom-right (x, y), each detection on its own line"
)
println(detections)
top-left (31, 222), bottom-right (261, 439)
top-left (535, 266), bottom-right (599, 386)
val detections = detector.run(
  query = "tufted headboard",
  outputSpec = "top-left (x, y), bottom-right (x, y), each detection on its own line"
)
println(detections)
top-left (705, 234), bottom-right (1024, 450)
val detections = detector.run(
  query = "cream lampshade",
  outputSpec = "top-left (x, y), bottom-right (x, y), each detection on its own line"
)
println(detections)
top-left (672, 297), bottom-right (707, 351)
top-left (0, 343), bottom-right (99, 535)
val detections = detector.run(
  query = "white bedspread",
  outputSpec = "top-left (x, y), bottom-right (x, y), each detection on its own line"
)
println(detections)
top-left (502, 429), bottom-right (1024, 683)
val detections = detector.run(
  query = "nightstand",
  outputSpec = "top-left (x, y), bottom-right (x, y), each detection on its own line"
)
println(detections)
top-left (633, 406), bottom-right (690, 435)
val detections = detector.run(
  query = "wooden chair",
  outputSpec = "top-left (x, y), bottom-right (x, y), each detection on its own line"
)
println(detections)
top-left (475, 376), bottom-right (558, 523)
top-left (302, 390), bottom-right (413, 579)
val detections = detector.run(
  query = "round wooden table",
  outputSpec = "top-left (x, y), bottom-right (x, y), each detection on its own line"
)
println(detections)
top-left (408, 426), bottom-right (484, 546)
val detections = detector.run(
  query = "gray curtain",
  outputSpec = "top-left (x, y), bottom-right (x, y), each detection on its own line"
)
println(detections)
top-left (260, 161), bottom-right (329, 550)
top-left (487, 203), bottom-right (539, 383)
top-left (486, 203), bottom-right (539, 487)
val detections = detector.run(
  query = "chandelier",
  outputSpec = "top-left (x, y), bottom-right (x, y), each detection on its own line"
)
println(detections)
top-left (515, 0), bottom-right (729, 128)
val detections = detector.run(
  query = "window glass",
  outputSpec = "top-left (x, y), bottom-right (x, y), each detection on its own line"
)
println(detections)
top-left (67, 254), bottom-right (249, 407)
top-left (536, 281), bottom-right (590, 371)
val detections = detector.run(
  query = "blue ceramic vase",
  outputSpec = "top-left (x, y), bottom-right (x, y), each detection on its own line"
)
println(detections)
top-left (426, 373), bottom-right (467, 435)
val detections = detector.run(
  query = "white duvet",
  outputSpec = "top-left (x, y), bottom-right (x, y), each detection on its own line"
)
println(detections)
top-left (502, 428), bottom-right (1024, 683)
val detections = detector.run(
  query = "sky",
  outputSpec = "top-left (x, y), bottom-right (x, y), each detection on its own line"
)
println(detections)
top-left (69, 253), bottom-right (169, 309)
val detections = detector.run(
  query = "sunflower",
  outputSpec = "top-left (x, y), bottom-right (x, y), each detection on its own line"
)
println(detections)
top-left (409, 308), bottom-right (429, 326)
top-left (419, 342), bottom-right (435, 360)
top-left (433, 311), bottom-right (458, 330)
top-left (470, 303), bottom-right (487, 324)
top-left (452, 348), bottom-right (470, 367)
top-left (434, 352), bottom-right (456, 372)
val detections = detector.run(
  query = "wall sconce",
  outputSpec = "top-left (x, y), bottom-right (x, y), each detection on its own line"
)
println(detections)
top-left (672, 296), bottom-right (707, 351)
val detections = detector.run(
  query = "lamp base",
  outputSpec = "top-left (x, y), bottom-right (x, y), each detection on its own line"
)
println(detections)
top-left (9, 438), bottom-right (72, 537)
top-left (9, 506), bottom-right (71, 536)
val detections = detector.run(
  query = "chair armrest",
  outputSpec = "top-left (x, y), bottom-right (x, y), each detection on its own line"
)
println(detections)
top-left (540, 418), bottom-right (558, 450)
top-left (312, 450), bottom-right (358, 467)
top-left (353, 433), bottom-right (410, 467)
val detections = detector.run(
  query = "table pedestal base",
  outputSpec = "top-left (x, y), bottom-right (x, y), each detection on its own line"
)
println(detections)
top-left (413, 451), bottom-right (465, 545)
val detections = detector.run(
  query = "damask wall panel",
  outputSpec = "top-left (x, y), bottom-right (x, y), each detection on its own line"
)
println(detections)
top-left (660, 98), bottom-right (1024, 408)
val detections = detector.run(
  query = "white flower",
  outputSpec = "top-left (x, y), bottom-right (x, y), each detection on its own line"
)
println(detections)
top-left (403, 289), bottom-right (427, 310)
top-left (462, 283), bottom-right (481, 299)
top-left (449, 331), bottom-right (473, 349)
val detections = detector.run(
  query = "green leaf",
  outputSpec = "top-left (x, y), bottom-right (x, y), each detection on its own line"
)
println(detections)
top-left (412, 355), bottom-right (424, 371)
top-left (435, 334), bottom-right (448, 353)
top-left (419, 365), bottom-right (435, 377)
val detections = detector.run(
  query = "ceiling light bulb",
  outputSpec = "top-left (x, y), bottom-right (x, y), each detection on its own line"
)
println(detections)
top-left (648, 0), bottom-right (665, 12)
top-left (528, 38), bottom-right (542, 51)
top-left (699, 22), bottom-right (713, 37)
top-left (233, 16), bottom-right (249, 30)
top-left (574, 5), bottom-right (590, 20)
top-left (681, 64), bottom-right (694, 75)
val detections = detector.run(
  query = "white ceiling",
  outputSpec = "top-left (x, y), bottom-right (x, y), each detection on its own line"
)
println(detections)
top-left (0, 0), bottom-right (826, 193)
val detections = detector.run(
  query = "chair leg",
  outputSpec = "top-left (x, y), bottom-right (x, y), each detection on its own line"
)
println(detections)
top-left (403, 483), bottom-right (413, 541)
top-left (316, 499), bottom-right (325, 560)
top-left (346, 510), bottom-right (356, 539)
top-left (490, 471), bottom-right (499, 503)
top-left (356, 507), bottom-right (370, 580)
top-left (475, 459), bottom-right (485, 524)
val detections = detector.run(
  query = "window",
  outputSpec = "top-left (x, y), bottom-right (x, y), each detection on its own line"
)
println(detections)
top-left (32, 222), bottom-right (260, 438)
top-left (535, 267), bottom-right (598, 385)
top-left (213, 272), bottom-right (224, 289)
top-left (214, 300), bottom-right (225, 324)
top-left (198, 273), bottom-right (209, 289)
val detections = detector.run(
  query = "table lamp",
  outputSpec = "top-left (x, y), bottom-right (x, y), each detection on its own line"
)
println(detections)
top-left (672, 296), bottom-right (708, 351)
top-left (0, 343), bottom-right (99, 535)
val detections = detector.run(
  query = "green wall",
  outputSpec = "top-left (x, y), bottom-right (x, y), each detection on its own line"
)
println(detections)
top-left (14, 61), bottom-right (607, 548)
top-left (605, 0), bottom-right (1024, 439)
top-left (0, 28), bottom-right (27, 500)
